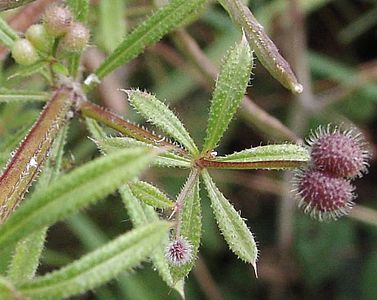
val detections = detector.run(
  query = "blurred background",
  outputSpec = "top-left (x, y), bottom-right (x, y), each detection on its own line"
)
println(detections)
top-left (0, 0), bottom-right (376, 299)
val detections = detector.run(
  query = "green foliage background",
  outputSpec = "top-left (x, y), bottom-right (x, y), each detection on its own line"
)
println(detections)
top-left (0, 0), bottom-right (376, 299)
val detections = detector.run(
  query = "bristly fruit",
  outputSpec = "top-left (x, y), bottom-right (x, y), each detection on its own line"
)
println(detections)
top-left (293, 168), bottom-right (355, 221)
top-left (25, 24), bottom-right (53, 53)
top-left (308, 125), bottom-right (369, 178)
top-left (43, 5), bottom-right (72, 37)
top-left (61, 22), bottom-right (90, 53)
top-left (11, 39), bottom-right (39, 66)
top-left (165, 236), bottom-right (193, 266)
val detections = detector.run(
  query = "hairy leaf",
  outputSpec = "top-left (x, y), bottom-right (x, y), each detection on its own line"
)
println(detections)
top-left (92, 0), bottom-right (207, 83)
top-left (96, 137), bottom-right (191, 168)
top-left (0, 148), bottom-right (156, 251)
top-left (120, 185), bottom-right (175, 289)
top-left (98, 0), bottom-right (126, 52)
top-left (126, 90), bottom-right (199, 155)
top-left (129, 181), bottom-right (174, 209)
top-left (17, 222), bottom-right (170, 300)
top-left (202, 34), bottom-right (253, 153)
top-left (209, 144), bottom-right (310, 169)
top-left (7, 126), bottom-right (69, 281)
top-left (171, 174), bottom-right (201, 282)
top-left (202, 169), bottom-right (258, 270)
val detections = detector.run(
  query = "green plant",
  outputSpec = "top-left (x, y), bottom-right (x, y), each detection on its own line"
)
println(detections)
top-left (0, 1), bottom-right (371, 299)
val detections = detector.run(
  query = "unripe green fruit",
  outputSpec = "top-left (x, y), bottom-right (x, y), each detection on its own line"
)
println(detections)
top-left (25, 24), bottom-right (53, 53)
top-left (43, 6), bottom-right (72, 37)
top-left (11, 39), bottom-right (39, 65)
top-left (61, 22), bottom-right (90, 53)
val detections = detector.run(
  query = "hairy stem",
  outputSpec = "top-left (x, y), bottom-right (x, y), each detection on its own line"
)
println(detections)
top-left (0, 87), bottom-right (74, 223)
top-left (196, 158), bottom-right (306, 170)
top-left (78, 100), bottom-right (189, 157)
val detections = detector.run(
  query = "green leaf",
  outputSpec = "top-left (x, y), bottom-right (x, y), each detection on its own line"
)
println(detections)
top-left (95, 137), bottom-right (191, 168)
top-left (171, 174), bottom-right (201, 282)
top-left (0, 276), bottom-right (24, 300)
top-left (0, 148), bottom-right (156, 251)
top-left (66, 0), bottom-right (89, 77)
top-left (0, 89), bottom-right (49, 103)
top-left (0, 16), bottom-right (18, 48)
top-left (202, 169), bottom-right (258, 270)
top-left (92, 0), bottom-right (207, 83)
top-left (7, 126), bottom-right (69, 282)
top-left (213, 144), bottom-right (309, 169)
top-left (7, 61), bottom-right (49, 81)
top-left (120, 185), bottom-right (175, 290)
top-left (202, 34), bottom-right (253, 153)
top-left (67, 0), bottom-right (89, 22)
top-left (17, 221), bottom-right (170, 300)
top-left (129, 181), bottom-right (174, 209)
top-left (126, 90), bottom-right (199, 155)
top-left (98, 0), bottom-right (126, 52)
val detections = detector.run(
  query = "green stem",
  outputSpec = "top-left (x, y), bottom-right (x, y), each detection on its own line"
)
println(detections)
top-left (218, 0), bottom-right (302, 94)
top-left (0, 87), bottom-right (74, 223)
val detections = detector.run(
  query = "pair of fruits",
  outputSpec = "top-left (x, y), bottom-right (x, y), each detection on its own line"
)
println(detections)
top-left (12, 6), bottom-right (89, 66)
top-left (295, 126), bottom-right (369, 221)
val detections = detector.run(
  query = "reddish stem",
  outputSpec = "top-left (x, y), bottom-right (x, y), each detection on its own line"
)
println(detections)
top-left (78, 100), bottom-right (189, 157)
top-left (0, 87), bottom-right (74, 223)
top-left (196, 158), bottom-right (306, 170)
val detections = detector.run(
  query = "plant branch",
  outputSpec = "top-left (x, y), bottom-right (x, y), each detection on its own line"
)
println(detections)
top-left (172, 29), bottom-right (300, 143)
top-left (197, 158), bottom-right (306, 170)
top-left (0, 86), bottom-right (75, 223)
top-left (78, 100), bottom-right (190, 157)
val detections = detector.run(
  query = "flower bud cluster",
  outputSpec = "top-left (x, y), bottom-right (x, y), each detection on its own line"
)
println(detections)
top-left (294, 125), bottom-right (369, 221)
top-left (11, 6), bottom-right (89, 66)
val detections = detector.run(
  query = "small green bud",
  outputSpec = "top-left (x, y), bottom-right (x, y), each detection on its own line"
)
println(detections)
top-left (25, 24), bottom-right (53, 53)
top-left (61, 22), bottom-right (90, 53)
top-left (11, 39), bottom-right (39, 65)
top-left (43, 6), bottom-right (72, 37)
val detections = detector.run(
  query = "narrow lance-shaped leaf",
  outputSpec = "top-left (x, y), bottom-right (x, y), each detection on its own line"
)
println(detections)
top-left (0, 148), bottom-right (157, 251)
top-left (67, 0), bottom-right (89, 22)
top-left (202, 169), bottom-right (258, 271)
top-left (218, 0), bottom-right (303, 94)
top-left (90, 0), bottom-right (207, 86)
top-left (7, 126), bottom-right (69, 282)
top-left (200, 144), bottom-right (309, 169)
top-left (120, 185), bottom-right (176, 291)
top-left (0, 16), bottom-right (18, 48)
top-left (95, 137), bottom-right (191, 168)
top-left (98, 0), bottom-right (126, 52)
top-left (129, 181), bottom-right (174, 209)
top-left (17, 221), bottom-right (170, 300)
top-left (126, 89), bottom-right (199, 155)
top-left (0, 90), bottom-right (49, 103)
top-left (202, 34), bottom-right (253, 153)
top-left (171, 174), bottom-right (201, 282)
